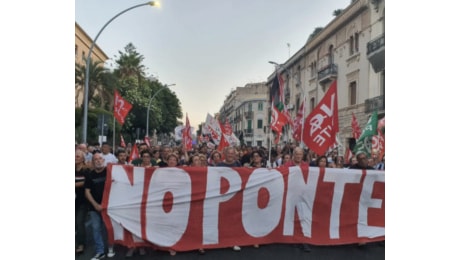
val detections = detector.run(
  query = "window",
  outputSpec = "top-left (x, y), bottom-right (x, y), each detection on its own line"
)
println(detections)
top-left (258, 102), bottom-right (263, 111)
top-left (296, 95), bottom-right (301, 111)
top-left (75, 45), bottom-right (78, 56)
top-left (381, 70), bottom-right (385, 95)
top-left (248, 103), bottom-right (252, 112)
top-left (349, 81), bottom-right (357, 105)
top-left (257, 141), bottom-right (262, 147)
top-left (310, 62), bottom-right (316, 77)
top-left (247, 119), bottom-right (252, 130)
top-left (310, 97), bottom-right (315, 112)
top-left (328, 45), bottom-right (334, 64)
top-left (82, 51), bottom-right (85, 61)
top-left (295, 66), bottom-right (301, 87)
top-left (349, 36), bottom-right (354, 55)
top-left (355, 33), bottom-right (360, 52)
top-left (257, 119), bottom-right (263, 129)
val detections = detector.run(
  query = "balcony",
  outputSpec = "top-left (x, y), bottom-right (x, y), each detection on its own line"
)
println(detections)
top-left (317, 63), bottom-right (338, 87)
top-left (244, 129), bottom-right (253, 136)
top-left (244, 111), bottom-right (254, 119)
top-left (367, 34), bottom-right (385, 73)
top-left (365, 95), bottom-right (385, 114)
top-left (234, 114), bottom-right (242, 122)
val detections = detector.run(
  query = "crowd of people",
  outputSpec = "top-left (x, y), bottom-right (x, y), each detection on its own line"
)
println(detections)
top-left (76, 141), bottom-right (384, 259)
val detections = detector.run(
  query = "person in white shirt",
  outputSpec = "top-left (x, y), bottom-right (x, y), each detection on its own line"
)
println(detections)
top-left (101, 142), bottom-right (118, 166)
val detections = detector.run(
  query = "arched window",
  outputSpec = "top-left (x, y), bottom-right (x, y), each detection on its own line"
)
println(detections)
top-left (328, 45), bottom-right (334, 64)
top-left (349, 81), bottom-right (357, 105)
top-left (310, 97), bottom-right (315, 112)
top-left (349, 36), bottom-right (354, 55)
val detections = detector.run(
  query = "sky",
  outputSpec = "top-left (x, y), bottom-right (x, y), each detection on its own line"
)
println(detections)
top-left (75, 0), bottom-right (351, 130)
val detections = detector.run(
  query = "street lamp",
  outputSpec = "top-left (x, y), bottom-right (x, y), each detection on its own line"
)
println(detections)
top-left (145, 83), bottom-right (176, 137)
top-left (81, 1), bottom-right (157, 143)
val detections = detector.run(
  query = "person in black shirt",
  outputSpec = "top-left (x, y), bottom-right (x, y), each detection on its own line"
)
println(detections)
top-left (84, 152), bottom-right (115, 259)
top-left (75, 150), bottom-right (90, 254)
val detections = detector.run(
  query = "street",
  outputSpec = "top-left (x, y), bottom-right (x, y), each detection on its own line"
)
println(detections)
top-left (77, 225), bottom-right (384, 260)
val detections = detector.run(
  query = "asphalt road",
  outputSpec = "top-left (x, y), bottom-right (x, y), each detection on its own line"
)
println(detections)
top-left (76, 235), bottom-right (384, 260)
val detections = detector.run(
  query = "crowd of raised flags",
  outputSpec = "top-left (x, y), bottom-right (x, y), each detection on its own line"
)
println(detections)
top-left (111, 77), bottom-right (385, 162)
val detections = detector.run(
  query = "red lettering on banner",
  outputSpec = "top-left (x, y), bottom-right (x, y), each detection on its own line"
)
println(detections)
top-left (102, 165), bottom-right (385, 251)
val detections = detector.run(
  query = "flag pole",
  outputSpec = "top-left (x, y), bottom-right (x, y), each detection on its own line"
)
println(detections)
top-left (268, 130), bottom-right (272, 168)
top-left (268, 105), bottom-right (273, 168)
top-left (300, 95), bottom-right (306, 148)
top-left (113, 114), bottom-right (116, 149)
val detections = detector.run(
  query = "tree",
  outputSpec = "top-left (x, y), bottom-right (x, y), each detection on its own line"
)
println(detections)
top-left (76, 43), bottom-right (183, 144)
top-left (75, 59), bottom-right (110, 110)
top-left (307, 27), bottom-right (324, 42)
top-left (113, 43), bottom-right (146, 88)
top-left (333, 9), bottom-right (343, 16)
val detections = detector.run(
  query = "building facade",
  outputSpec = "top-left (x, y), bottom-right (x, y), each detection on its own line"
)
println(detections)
top-left (75, 22), bottom-right (109, 107)
top-left (219, 82), bottom-right (270, 147)
top-left (267, 0), bottom-right (385, 153)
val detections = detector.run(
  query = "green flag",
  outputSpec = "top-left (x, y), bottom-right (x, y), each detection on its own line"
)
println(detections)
top-left (353, 111), bottom-right (378, 156)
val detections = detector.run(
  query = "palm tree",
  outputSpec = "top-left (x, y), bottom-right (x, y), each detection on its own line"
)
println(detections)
top-left (113, 43), bottom-right (146, 87)
top-left (75, 59), bottom-right (110, 110)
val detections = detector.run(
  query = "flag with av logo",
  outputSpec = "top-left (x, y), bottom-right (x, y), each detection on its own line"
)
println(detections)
top-left (302, 80), bottom-right (339, 156)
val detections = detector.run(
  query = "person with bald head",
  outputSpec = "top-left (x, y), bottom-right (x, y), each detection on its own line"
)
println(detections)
top-left (77, 143), bottom-right (92, 164)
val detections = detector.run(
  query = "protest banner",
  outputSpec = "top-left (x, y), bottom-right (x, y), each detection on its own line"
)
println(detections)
top-left (102, 165), bottom-right (385, 251)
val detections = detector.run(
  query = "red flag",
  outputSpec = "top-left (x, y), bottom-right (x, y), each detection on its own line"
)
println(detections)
top-left (274, 133), bottom-right (281, 145)
top-left (120, 134), bottom-right (126, 148)
top-left (378, 117), bottom-right (385, 130)
top-left (372, 128), bottom-right (385, 161)
top-left (217, 134), bottom-right (230, 152)
top-left (270, 101), bottom-right (289, 133)
top-left (183, 113), bottom-right (193, 151)
top-left (144, 136), bottom-right (151, 148)
top-left (114, 90), bottom-right (133, 125)
top-left (224, 118), bottom-right (233, 136)
top-left (292, 99), bottom-right (305, 141)
top-left (344, 147), bottom-right (354, 165)
top-left (128, 143), bottom-right (139, 163)
top-left (217, 120), bottom-right (231, 151)
top-left (302, 80), bottom-right (339, 156)
top-left (351, 112), bottom-right (362, 140)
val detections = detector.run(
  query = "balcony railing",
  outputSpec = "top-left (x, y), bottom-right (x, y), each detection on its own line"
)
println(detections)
top-left (234, 114), bottom-right (242, 122)
top-left (365, 95), bottom-right (385, 113)
top-left (367, 34), bottom-right (384, 55)
top-left (244, 111), bottom-right (254, 119)
top-left (367, 34), bottom-right (385, 72)
top-left (244, 129), bottom-right (253, 136)
top-left (317, 63), bottom-right (338, 86)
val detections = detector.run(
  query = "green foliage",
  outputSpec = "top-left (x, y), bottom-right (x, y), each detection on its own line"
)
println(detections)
top-left (76, 43), bottom-right (183, 144)
top-left (308, 27), bottom-right (324, 42)
top-left (333, 9), bottom-right (343, 16)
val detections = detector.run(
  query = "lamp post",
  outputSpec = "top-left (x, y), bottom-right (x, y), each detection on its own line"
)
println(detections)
top-left (145, 83), bottom-right (176, 137)
top-left (81, 1), bottom-right (157, 144)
